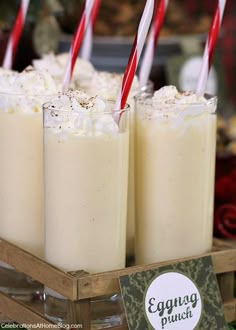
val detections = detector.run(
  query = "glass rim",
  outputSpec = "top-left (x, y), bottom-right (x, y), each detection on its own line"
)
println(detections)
top-left (43, 99), bottom-right (130, 115)
top-left (135, 91), bottom-right (218, 107)
top-left (138, 80), bottom-right (154, 93)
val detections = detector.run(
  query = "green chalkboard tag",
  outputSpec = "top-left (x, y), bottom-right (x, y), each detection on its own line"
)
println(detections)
top-left (119, 256), bottom-right (227, 330)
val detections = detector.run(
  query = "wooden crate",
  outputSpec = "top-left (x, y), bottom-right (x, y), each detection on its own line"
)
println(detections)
top-left (0, 238), bottom-right (236, 330)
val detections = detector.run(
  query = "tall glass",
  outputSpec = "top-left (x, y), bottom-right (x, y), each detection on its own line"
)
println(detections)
top-left (0, 93), bottom-right (50, 300)
top-left (43, 99), bottom-right (130, 327)
top-left (135, 92), bottom-right (217, 265)
top-left (86, 73), bottom-right (154, 261)
top-left (125, 80), bottom-right (154, 263)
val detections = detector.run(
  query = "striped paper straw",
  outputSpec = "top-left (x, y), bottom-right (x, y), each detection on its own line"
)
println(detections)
top-left (196, 0), bottom-right (226, 96)
top-left (139, 0), bottom-right (169, 87)
top-left (3, 0), bottom-right (30, 69)
top-left (81, 0), bottom-right (100, 60)
top-left (115, 0), bottom-right (155, 110)
top-left (62, 0), bottom-right (94, 92)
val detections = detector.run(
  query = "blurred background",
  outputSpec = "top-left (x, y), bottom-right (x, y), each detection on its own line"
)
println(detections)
top-left (0, 0), bottom-right (236, 239)
top-left (0, 1), bottom-right (224, 87)
top-left (0, 1), bottom-right (231, 96)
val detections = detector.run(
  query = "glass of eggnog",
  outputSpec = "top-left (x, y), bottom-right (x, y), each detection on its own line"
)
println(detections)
top-left (43, 91), bottom-right (130, 327)
top-left (135, 86), bottom-right (217, 265)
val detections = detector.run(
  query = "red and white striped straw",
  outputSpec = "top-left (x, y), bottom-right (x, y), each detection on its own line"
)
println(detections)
top-left (3, 0), bottom-right (30, 69)
top-left (196, 0), bottom-right (227, 96)
top-left (115, 0), bottom-right (155, 110)
top-left (81, 0), bottom-right (100, 61)
top-left (139, 0), bottom-right (169, 87)
top-left (62, 0), bottom-right (94, 92)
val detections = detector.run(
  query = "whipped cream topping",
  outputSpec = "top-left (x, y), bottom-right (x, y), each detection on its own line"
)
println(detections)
top-left (0, 67), bottom-right (58, 113)
top-left (44, 90), bottom-right (119, 136)
top-left (152, 86), bottom-right (208, 108)
top-left (137, 86), bottom-right (217, 122)
top-left (0, 68), bottom-right (17, 76)
top-left (0, 69), bottom-right (18, 93)
top-left (88, 71), bottom-right (140, 101)
top-left (32, 52), bottom-right (95, 89)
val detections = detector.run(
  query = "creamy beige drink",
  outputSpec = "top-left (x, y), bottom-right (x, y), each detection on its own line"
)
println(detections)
top-left (0, 68), bottom-right (58, 258)
top-left (0, 68), bottom-right (58, 299)
top-left (0, 112), bottom-right (42, 256)
top-left (135, 86), bottom-right (217, 265)
top-left (87, 71), bottom-right (141, 259)
top-left (44, 91), bottom-right (129, 273)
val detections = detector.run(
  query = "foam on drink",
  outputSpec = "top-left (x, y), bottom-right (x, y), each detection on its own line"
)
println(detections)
top-left (32, 52), bottom-right (95, 90)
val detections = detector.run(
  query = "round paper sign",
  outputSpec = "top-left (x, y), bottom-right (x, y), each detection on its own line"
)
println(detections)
top-left (145, 272), bottom-right (202, 330)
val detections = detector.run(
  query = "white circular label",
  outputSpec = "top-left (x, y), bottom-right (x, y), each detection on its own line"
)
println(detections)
top-left (145, 272), bottom-right (202, 330)
top-left (179, 56), bottom-right (217, 95)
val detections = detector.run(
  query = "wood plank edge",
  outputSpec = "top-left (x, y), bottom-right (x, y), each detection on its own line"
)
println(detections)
top-left (77, 248), bottom-right (236, 299)
top-left (0, 292), bottom-right (63, 329)
top-left (223, 299), bottom-right (236, 323)
top-left (0, 239), bottom-right (78, 300)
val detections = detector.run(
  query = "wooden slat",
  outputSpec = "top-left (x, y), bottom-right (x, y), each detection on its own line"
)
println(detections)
top-left (0, 239), bottom-right (77, 300)
top-left (213, 249), bottom-right (236, 273)
top-left (67, 299), bottom-right (91, 330)
top-left (0, 292), bottom-right (62, 329)
top-left (213, 238), bottom-right (236, 250)
top-left (218, 272), bottom-right (235, 302)
top-left (223, 299), bottom-right (236, 323)
top-left (77, 248), bottom-right (236, 299)
top-left (1, 295), bottom-right (235, 328)
top-left (1, 238), bottom-right (236, 304)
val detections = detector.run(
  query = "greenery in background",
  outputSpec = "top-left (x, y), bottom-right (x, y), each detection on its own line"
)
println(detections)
top-left (0, 0), bottom-right (63, 60)
top-left (0, 1), bottom-right (41, 30)
top-left (0, 0), bottom-right (63, 31)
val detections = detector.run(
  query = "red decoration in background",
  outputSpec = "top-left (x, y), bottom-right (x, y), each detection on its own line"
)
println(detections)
top-left (214, 155), bottom-right (236, 238)
top-left (214, 204), bottom-right (236, 239)
top-left (215, 170), bottom-right (236, 203)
